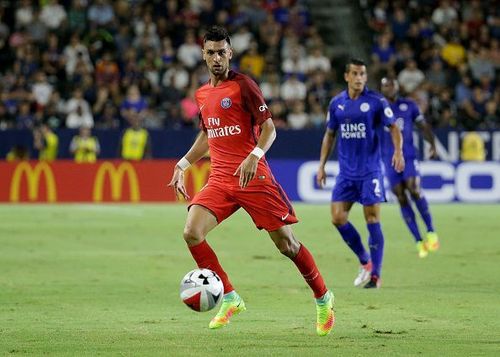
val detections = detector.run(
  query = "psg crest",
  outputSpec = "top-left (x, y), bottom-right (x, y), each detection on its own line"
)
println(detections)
top-left (221, 97), bottom-right (232, 109)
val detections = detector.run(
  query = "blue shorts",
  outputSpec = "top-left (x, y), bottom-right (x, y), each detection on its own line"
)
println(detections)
top-left (383, 158), bottom-right (420, 188)
top-left (332, 172), bottom-right (386, 205)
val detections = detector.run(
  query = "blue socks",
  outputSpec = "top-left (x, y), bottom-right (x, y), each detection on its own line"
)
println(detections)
top-left (336, 222), bottom-right (370, 265)
top-left (400, 204), bottom-right (422, 242)
top-left (414, 197), bottom-right (434, 232)
top-left (367, 223), bottom-right (384, 278)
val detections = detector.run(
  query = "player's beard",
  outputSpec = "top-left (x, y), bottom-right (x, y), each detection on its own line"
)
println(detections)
top-left (210, 63), bottom-right (226, 76)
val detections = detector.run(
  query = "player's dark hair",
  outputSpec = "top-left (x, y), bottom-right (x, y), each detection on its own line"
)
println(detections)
top-left (345, 58), bottom-right (366, 73)
top-left (203, 26), bottom-right (231, 46)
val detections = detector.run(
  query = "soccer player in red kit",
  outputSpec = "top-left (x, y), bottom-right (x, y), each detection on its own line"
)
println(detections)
top-left (168, 26), bottom-right (334, 336)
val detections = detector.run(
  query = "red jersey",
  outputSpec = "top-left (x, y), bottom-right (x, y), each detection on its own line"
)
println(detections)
top-left (195, 70), bottom-right (273, 182)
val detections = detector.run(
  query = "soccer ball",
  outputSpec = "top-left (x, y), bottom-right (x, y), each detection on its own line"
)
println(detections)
top-left (180, 268), bottom-right (224, 312)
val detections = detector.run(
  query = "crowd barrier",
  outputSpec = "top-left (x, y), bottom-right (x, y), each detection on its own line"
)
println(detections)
top-left (1, 159), bottom-right (499, 203)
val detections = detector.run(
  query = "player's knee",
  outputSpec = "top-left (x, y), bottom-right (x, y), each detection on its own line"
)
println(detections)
top-left (331, 214), bottom-right (347, 227)
top-left (275, 237), bottom-right (300, 258)
top-left (365, 215), bottom-right (379, 224)
top-left (396, 193), bottom-right (409, 206)
top-left (409, 189), bottom-right (421, 200)
top-left (183, 226), bottom-right (204, 246)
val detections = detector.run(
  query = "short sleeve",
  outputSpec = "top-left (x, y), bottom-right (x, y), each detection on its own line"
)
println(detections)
top-left (198, 112), bottom-right (206, 132)
top-left (239, 76), bottom-right (272, 125)
top-left (380, 97), bottom-right (395, 126)
top-left (326, 100), bottom-right (338, 130)
top-left (411, 101), bottom-right (425, 123)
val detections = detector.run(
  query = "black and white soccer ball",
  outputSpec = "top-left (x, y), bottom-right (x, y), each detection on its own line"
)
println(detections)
top-left (180, 268), bottom-right (224, 312)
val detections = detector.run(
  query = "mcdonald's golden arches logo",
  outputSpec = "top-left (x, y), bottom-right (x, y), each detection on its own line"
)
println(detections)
top-left (93, 162), bottom-right (141, 202)
top-left (10, 162), bottom-right (57, 202)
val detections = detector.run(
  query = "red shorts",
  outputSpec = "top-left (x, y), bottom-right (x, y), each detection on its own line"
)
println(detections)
top-left (189, 175), bottom-right (298, 231)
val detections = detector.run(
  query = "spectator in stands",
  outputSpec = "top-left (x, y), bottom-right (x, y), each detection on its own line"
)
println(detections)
top-left (68, 0), bottom-right (87, 33)
top-left (280, 74), bottom-right (306, 102)
top-left (95, 102), bottom-right (120, 129)
top-left (66, 103), bottom-right (94, 129)
top-left (269, 100), bottom-right (287, 129)
top-left (371, 32), bottom-right (396, 75)
top-left (33, 123), bottom-right (58, 161)
top-left (484, 100), bottom-right (500, 129)
top-left (462, 86), bottom-right (489, 130)
top-left (70, 126), bottom-right (100, 163)
top-left (177, 31), bottom-right (202, 69)
top-left (261, 72), bottom-right (281, 102)
top-left (431, 0), bottom-right (458, 27)
top-left (66, 88), bottom-right (91, 116)
top-left (306, 47), bottom-right (331, 74)
top-left (469, 46), bottom-right (496, 82)
top-left (120, 85), bottom-right (147, 126)
top-left (88, 0), bottom-right (115, 29)
top-left (391, 7), bottom-right (410, 41)
top-left (397, 59), bottom-right (425, 95)
top-left (162, 60), bottom-right (189, 91)
top-left (95, 51), bottom-right (120, 88)
top-left (6, 144), bottom-right (30, 161)
top-left (31, 71), bottom-right (52, 108)
top-left (239, 41), bottom-right (265, 79)
top-left (119, 113), bottom-right (151, 161)
top-left (63, 33), bottom-right (93, 80)
top-left (180, 88), bottom-right (199, 128)
top-left (27, 9), bottom-right (48, 45)
top-left (461, 132), bottom-right (486, 161)
top-left (282, 45), bottom-right (308, 77)
top-left (40, 0), bottom-right (67, 30)
top-left (287, 101), bottom-right (309, 129)
top-left (232, 25), bottom-right (253, 56)
top-left (15, 0), bottom-right (33, 29)
top-left (441, 35), bottom-right (466, 68)
top-left (16, 101), bottom-right (34, 129)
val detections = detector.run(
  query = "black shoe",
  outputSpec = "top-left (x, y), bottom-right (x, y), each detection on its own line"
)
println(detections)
top-left (363, 276), bottom-right (381, 289)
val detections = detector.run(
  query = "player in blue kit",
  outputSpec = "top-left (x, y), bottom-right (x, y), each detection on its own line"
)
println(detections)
top-left (380, 77), bottom-right (440, 258)
top-left (317, 59), bottom-right (405, 289)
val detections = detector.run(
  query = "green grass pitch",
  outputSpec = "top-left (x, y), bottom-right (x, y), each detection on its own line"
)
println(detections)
top-left (1, 203), bottom-right (499, 355)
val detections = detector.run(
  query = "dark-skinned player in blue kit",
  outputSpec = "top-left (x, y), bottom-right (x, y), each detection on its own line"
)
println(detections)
top-left (380, 77), bottom-right (440, 258)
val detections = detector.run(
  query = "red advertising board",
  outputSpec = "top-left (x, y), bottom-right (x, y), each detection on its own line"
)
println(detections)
top-left (0, 160), bottom-right (211, 203)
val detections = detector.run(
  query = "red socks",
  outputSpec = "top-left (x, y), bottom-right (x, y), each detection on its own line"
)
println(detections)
top-left (189, 241), bottom-right (327, 299)
top-left (292, 244), bottom-right (328, 298)
top-left (188, 240), bottom-right (234, 294)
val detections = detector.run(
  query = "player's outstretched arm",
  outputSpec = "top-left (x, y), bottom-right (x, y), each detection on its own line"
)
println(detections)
top-left (389, 124), bottom-right (405, 173)
top-left (317, 128), bottom-right (336, 188)
top-left (417, 121), bottom-right (438, 159)
top-left (168, 131), bottom-right (209, 200)
top-left (234, 118), bottom-right (276, 188)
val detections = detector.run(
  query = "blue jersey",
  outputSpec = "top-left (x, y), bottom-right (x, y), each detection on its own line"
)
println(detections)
top-left (327, 87), bottom-right (395, 179)
top-left (381, 98), bottom-right (424, 161)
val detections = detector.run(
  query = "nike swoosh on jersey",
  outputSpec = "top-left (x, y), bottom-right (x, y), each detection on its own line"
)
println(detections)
top-left (281, 213), bottom-right (289, 221)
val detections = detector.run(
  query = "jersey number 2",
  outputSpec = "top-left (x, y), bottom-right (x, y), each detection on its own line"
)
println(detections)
top-left (372, 179), bottom-right (381, 197)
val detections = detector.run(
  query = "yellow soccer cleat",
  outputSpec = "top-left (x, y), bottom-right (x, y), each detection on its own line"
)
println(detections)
top-left (416, 241), bottom-right (428, 258)
top-left (316, 290), bottom-right (335, 336)
top-left (426, 232), bottom-right (440, 252)
top-left (209, 294), bottom-right (246, 329)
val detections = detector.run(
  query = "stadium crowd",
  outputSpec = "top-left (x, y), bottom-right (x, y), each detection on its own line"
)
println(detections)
top-left (0, 0), bottom-right (333, 133)
top-left (0, 0), bottom-right (498, 138)
top-left (363, 0), bottom-right (499, 130)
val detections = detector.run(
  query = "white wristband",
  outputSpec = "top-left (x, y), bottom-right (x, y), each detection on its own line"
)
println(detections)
top-left (176, 157), bottom-right (191, 171)
top-left (250, 147), bottom-right (265, 159)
